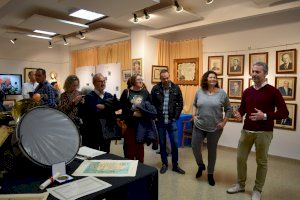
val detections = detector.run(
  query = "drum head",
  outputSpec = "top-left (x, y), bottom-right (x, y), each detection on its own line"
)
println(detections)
top-left (16, 107), bottom-right (80, 167)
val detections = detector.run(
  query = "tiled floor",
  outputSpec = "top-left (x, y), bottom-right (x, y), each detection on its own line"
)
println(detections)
top-left (110, 141), bottom-right (300, 200)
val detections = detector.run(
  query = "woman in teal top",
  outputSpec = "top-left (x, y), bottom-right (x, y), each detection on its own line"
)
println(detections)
top-left (192, 70), bottom-right (232, 186)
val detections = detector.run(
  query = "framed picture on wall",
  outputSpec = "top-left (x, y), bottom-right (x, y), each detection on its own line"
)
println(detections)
top-left (122, 70), bottom-right (132, 82)
top-left (275, 77), bottom-right (296, 100)
top-left (274, 103), bottom-right (297, 131)
top-left (152, 65), bottom-right (168, 83)
top-left (174, 58), bottom-right (199, 85)
top-left (228, 78), bottom-right (243, 99)
top-left (276, 49), bottom-right (297, 74)
top-left (208, 56), bottom-right (223, 75)
top-left (24, 67), bottom-right (38, 82)
top-left (217, 78), bottom-right (223, 89)
top-left (228, 102), bottom-right (242, 123)
top-left (131, 58), bottom-right (142, 76)
top-left (3, 99), bottom-right (16, 111)
top-left (249, 52), bottom-right (268, 74)
top-left (227, 55), bottom-right (244, 76)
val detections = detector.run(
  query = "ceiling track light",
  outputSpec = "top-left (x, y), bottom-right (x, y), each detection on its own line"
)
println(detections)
top-left (63, 37), bottom-right (69, 45)
top-left (143, 10), bottom-right (150, 20)
top-left (205, 0), bottom-right (214, 5)
top-left (133, 13), bottom-right (138, 23)
top-left (10, 38), bottom-right (17, 44)
top-left (48, 41), bottom-right (53, 48)
top-left (79, 31), bottom-right (85, 39)
top-left (174, 0), bottom-right (183, 12)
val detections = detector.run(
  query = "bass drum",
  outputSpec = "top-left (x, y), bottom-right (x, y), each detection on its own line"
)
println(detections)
top-left (16, 106), bottom-right (80, 167)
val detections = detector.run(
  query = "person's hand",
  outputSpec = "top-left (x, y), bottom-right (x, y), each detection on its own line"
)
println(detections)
top-left (233, 110), bottom-right (242, 121)
top-left (133, 110), bottom-right (142, 117)
top-left (249, 108), bottom-right (264, 121)
top-left (96, 104), bottom-right (105, 110)
top-left (192, 115), bottom-right (198, 120)
top-left (73, 95), bottom-right (83, 105)
top-left (216, 121), bottom-right (226, 130)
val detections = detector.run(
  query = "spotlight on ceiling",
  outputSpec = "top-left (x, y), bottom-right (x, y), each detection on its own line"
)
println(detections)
top-left (63, 37), bottom-right (69, 46)
top-left (79, 31), bottom-right (85, 40)
top-left (133, 13), bottom-right (139, 23)
top-left (174, 0), bottom-right (183, 12)
top-left (206, 0), bottom-right (214, 4)
top-left (48, 41), bottom-right (53, 48)
top-left (143, 10), bottom-right (150, 20)
top-left (10, 38), bottom-right (17, 44)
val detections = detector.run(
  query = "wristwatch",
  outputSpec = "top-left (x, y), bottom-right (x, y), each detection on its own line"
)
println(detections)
top-left (263, 113), bottom-right (267, 120)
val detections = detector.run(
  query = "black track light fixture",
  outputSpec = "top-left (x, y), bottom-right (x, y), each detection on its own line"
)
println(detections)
top-left (48, 41), bottom-right (53, 48)
top-left (143, 10), bottom-right (150, 20)
top-left (174, 0), bottom-right (183, 12)
top-left (206, 0), bottom-right (214, 5)
top-left (79, 31), bottom-right (85, 39)
top-left (10, 38), bottom-right (17, 44)
top-left (133, 13), bottom-right (138, 23)
top-left (63, 37), bottom-right (69, 45)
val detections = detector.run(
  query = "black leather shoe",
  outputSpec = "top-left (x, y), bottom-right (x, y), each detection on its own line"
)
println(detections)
top-left (196, 164), bottom-right (206, 178)
top-left (160, 164), bottom-right (168, 174)
top-left (172, 166), bottom-right (185, 174)
top-left (208, 174), bottom-right (215, 186)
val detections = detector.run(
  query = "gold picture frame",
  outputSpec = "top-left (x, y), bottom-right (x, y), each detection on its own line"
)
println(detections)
top-left (131, 58), bottom-right (142, 76)
top-left (24, 67), bottom-right (38, 83)
top-left (208, 56), bottom-right (223, 75)
top-left (151, 65), bottom-right (168, 83)
top-left (249, 52), bottom-right (268, 74)
top-left (275, 77), bottom-right (296, 101)
top-left (227, 55), bottom-right (244, 76)
top-left (228, 102), bottom-right (242, 123)
top-left (174, 58), bottom-right (199, 85)
top-left (228, 79), bottom-right (243, 99)
top-left (276, 49), bottom-right (297, 74)
top-left (274, 103), bottom-right (297, 131)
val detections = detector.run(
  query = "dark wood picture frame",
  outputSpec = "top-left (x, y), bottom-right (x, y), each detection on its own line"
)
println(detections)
top-left (131, 58), bottom-right (143, 76)
top-left (249, 52), bottom-right (268, 75)
top-left (227, 55), bottom-right (244, 76)
top-left (208, 56), bottom-right (223, 75)
top-left (151, 65), bottom-right (168, 83)
top-left (276, 49), bottom-right (297, 74)
top-left (228, 101), bottom-right (242, 123)
top-left (174, 58), bottom-right (199, 85)
top-left (228, 78), bottom-right (244, 99)
top-left (24, 67), bottom-right (38, 83)
top-left (275, 77), bottom-right (297, 101)
top-left (274, 103), bottom-right (297, 131)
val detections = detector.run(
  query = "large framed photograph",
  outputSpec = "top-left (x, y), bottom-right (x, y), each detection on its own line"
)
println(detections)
top-left (24, 67), bottom-right (38, 82)
top-left (275, 77), bottom-right (296, 100)
top-left (274, 103), bottom-right (297, 131)
top-left (131, 58), bottom-right (142, 76)
top-left (249, 52), bottom-right (268, 74)
top-left (228, 102), bottom-right (242, 123)
top-left (276, 49), bottom-right (297, 74)
top-left (217, 78), bottom-right (223, 89)
top-left (208, 56), bottom-right (223, 75)
top-left (122, 70), bottom-right (132, 82)
top-left (227, 55), bottom-right (244, 76)
top-left (152, 65), bottom-right (168, 83)
top-left (174, 58), bottom-right (199, 85)
top-left (228, 79), bottom-right (243, 99)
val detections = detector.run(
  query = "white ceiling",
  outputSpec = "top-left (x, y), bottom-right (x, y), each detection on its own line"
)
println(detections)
top-left (0, 0), bottom-right (299, 47)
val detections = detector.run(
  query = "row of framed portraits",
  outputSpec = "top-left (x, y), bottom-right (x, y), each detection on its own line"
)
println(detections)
top-left (228, 102), bottom-right (297, 131)
top-left (219, 77), bottom-right (297, 100)
top-left (208, 48), bottom-right (297, 76)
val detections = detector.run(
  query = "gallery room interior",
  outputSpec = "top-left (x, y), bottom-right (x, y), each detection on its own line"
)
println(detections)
top-left (0, 0), bottom-right (300, 199)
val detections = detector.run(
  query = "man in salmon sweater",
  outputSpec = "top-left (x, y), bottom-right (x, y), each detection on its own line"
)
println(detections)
top-left (227, 62), bottom-right (288, 200)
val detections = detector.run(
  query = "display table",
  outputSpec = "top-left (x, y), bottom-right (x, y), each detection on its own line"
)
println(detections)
top-left (176, 113), bottom-right (192, 147)
top-left (0, 154), bottom-right (158, 200)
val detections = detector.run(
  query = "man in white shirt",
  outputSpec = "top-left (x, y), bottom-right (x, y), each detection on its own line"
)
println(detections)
top-left (22, 71), bottom-right (38, 99)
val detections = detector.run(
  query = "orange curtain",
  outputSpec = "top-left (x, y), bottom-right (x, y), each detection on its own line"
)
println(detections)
top-left (70, 47), bottom-right (98, 74)
top-left (157, 38), bottom-right (203, 114)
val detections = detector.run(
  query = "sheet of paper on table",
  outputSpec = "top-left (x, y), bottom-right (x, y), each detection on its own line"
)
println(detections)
top-left (76, 146), bottom-right (106, 159)
top-left (47, 176), bottom-right (111, 200)
top-left (0, 192), bottom-right (49, 200)
top-left (72, 160), bottom-right (138, 177)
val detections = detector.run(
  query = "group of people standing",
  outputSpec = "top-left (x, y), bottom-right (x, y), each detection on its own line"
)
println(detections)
top-left (21, 61), bottom-right (288, 200)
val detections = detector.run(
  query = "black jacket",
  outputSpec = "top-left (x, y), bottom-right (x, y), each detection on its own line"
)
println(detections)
top-left (151, 81), bottom-right (183, 121)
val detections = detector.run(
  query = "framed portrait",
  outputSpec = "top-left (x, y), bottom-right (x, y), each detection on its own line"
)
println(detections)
top-left (249, 52), bottom-right (268, 74)
top-left (208, 56), bottom-right (223, 75)
top-left (228, 79), bottom-right (243, 99)
top-left (249, 78), bottom-right (268, 87)
top-left (274, 103), bottom-right (297, 131)
top-left (276, 49), bottom-right (297, 74)
top-left (122, 70), bottom-right (132, 82)
top-left (217, 78), bottom-right (223, 89)
top-left (152, 65), bottom-right (168, 83)
top-left (3, 99), bottom-right (16, 111)
top-left (275, 77), bottom-right (296, 100)
top-left (227, 55), bottom-right (244, 76)
top-left (174, 58), bottom-right (199, 85)
top-left (23, 67), bottom-right (38, 82)
top-left (131, 58), bottom-right (142, 76)
top-left (228, 102), bottom-right (242, 123)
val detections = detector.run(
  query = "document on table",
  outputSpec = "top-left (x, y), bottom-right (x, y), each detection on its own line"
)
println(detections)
top-left (47, 177), bottom-right (111, 200)
top-left (76, 146), bottom-right (106, 159)
top-left (0, 192), bottom-right (49, 200)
